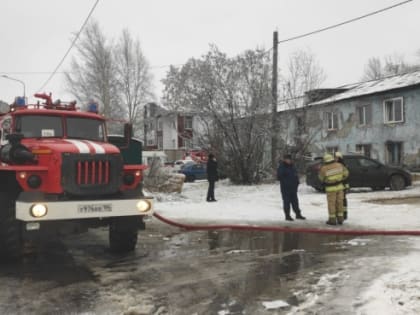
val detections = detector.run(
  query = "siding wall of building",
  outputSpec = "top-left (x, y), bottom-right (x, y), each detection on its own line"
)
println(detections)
top-left (278, 87), bottom-right (420, 169)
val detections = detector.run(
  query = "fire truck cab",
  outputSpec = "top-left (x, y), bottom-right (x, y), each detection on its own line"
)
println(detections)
top-left (0, 94), bottom-right (153, 260)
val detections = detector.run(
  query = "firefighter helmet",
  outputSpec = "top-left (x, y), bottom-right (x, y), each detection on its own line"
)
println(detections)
top-left (323, 153), bottom-right (334, 163)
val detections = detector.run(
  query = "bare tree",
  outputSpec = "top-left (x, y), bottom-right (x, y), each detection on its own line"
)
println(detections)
top-left (362, 53), bottom-right (420, 80)
top-left (162, 46), bottom-right (272, 184)
top-left (281, 49), bottom-right (326, 109)
top-left (114, 29), bottom-right (154, 137)
top-left (65, 22), bottom-right (154, 135)
top-left (362, 57), bottom-right (383, 81)
top-left (65, 21), bottom-right (122, 118)
top-left (278, 48), bottom-right (326, 168)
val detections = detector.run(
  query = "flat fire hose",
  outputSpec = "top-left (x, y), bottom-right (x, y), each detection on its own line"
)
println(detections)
top-left (153, 212), bottom-right (420, 236)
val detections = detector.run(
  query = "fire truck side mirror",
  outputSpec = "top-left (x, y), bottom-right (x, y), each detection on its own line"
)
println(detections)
top-left (124, 123), bottom-right (133, 144)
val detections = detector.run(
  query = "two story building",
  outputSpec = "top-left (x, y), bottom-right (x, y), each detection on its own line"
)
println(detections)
top-left (278, 71), bottom-right (420, 169)
top-left (143, 102), bottom-right (205, 161)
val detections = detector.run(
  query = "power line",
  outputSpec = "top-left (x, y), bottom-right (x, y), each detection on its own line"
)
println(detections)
top-left (277, 0), bottom-right (414, 45)
top-left (1, 63), bottom-right (180, 76)
top-left (263, 0), bottom-right (414, 55)
top-left (37, 0), bottom-right (100, 92)
top-left (12, 0), bottom-right (414, 85)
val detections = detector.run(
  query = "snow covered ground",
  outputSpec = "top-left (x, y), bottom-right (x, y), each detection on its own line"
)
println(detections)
top-left (357, 240), bottom-right (420, 315)
top-left (154, 180), bottom-right (420, 231)
top-left (153, 179), bottom-right (420, 314)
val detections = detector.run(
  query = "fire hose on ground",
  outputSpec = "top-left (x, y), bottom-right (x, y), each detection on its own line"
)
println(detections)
top-left (153, 212), bottom-right (420, 236)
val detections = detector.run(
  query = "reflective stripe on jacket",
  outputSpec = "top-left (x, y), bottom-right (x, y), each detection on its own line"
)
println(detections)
top-left (318, 162), bottom-right (349, 192)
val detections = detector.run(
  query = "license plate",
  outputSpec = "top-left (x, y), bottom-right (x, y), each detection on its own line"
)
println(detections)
top-left (78, 203), bottom-right (112, 214)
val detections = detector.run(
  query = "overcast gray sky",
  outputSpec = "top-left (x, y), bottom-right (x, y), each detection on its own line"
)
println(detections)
top-left (1, 0), bottom-right (419, 105)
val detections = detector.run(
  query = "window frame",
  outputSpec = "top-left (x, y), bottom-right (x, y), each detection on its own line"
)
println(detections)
top-left (355, 144), bottom-right (372, 158)
top-left (325, 111), bottom-right (338, 131)
top-left (184, 116), bottom-right (193, 130)
top-left (357, 104), bottom-right (371, 126)
top-left (383, 97), bottom-right (404, 124)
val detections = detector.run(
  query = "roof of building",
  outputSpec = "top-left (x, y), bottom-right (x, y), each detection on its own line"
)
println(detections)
top-left (308, 70), bottom-right (420, 106)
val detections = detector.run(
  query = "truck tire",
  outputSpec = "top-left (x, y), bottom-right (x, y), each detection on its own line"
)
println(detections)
top-left (389, 174), bottom-right (405, 191)
top-left (109, 217), bottom-right (138, 253)
top-left (0, 192), bottom-right (22, 261)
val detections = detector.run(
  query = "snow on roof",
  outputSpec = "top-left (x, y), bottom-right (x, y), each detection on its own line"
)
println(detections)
top-left (309, 70), bottom-right (420, 106)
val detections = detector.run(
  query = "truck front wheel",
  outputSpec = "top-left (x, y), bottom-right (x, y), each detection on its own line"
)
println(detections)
top-left (109, 217), bottom-right (138, 253)
top-left (0, 192), bottom-right (23, 261)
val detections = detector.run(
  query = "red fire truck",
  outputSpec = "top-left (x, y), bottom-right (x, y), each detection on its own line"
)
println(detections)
top-left (0, 94), bottom-right (153, 260)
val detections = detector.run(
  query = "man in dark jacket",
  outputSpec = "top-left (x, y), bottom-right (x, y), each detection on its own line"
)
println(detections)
top-left (277, 154), bottom-right (306, 221)
top-left (206, 153), bottom-right (218, 202)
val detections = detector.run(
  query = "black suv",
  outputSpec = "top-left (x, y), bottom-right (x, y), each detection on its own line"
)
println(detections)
top-left (306, 155), bottom-right (412, 191)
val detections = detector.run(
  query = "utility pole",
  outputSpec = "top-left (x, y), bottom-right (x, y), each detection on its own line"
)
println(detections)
top-left (271, 30), bottom-right (278, 170)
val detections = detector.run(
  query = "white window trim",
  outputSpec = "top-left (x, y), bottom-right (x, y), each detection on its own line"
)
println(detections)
top-left (383, 97), bottom-right (404, 124)
top-left (357, 105), bottom-right (369, 126)
top-left (326, 112), bottom-right (338, 131)
top-left (184, 116), bottom-right (193, 130)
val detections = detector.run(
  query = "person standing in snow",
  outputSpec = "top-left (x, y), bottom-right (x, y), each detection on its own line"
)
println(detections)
top-left (318, 153), bottom-right (349, 225)
top-left (277, 154), bottom-right (306, 221)
top-left (206, 153), bottom-right (218, 202)
top-left (334, 151), bottom-right (349, 220)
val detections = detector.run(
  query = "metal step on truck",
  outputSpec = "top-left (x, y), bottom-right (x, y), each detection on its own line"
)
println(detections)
top-left (0, 93), bottom-right (153, 260)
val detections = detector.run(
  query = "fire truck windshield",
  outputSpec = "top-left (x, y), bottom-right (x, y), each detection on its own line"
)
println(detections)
top-left (15, 115), bottom-right (105, 141)
top-left (16, 115), bottom-right (63, 138)
top-left (66, 117), bottom-right (105, 141)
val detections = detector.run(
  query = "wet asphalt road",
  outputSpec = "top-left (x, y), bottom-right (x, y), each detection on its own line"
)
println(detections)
top-left (0, 219), bottom-right (413, 315)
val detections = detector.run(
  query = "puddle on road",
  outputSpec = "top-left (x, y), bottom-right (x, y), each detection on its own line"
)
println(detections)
top-left (0, 240), bottom-right (96, 285)
top-left (367, 196), bottom-right (420, 205)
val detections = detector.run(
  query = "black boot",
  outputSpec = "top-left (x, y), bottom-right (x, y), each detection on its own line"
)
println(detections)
top-left (326, 218), bottom-right (337, 225)
top-left (343, 211), bottom-right (348, 220)
top-left (285, 215), bottom-right (294, 221)
top-left (296, 213), bottom-right (306, 220)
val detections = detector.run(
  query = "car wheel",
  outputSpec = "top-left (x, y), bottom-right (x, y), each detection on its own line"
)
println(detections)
top-left (187, 175), bottom-right (195, 182)
top-left (389, 174), bottom-right (406, 191)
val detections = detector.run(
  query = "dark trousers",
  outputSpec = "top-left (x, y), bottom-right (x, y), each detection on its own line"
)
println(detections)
top-left (207, 180), bottom-right (216, 201)
top-left (281, 189), bottom-right (301, 217)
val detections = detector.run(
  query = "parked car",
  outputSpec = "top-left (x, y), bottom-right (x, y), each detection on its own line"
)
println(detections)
top-left (306, 154), bottom-right (412, 191)
top-left (173, 159), bottom-right (195, 171)
top-left (179, 162), bottom-right (207, 182)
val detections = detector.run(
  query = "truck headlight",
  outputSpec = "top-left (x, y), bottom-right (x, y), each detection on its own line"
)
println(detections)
top-left (30, 204), bottom-right (48, 218)
top-left (136, 200), bottom-right (152, 213)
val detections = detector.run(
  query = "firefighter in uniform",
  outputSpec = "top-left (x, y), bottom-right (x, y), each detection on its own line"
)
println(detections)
top-left (318, 153), bottom-right (349, 225)
top-left (334, 151), bottom-right (349, 220)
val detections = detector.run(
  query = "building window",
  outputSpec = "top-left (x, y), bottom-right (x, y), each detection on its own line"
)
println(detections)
top-left (356, 144), bottom-right (372, 158)
top-left (357, 105), bottom-right (372, 126)
top-left (184, 116), bottom-right (193, 130)
top-left (384, 97), bottom-right (404, 124)
top-left (326, 146), bottom-right (339, 154)
top-left (157, 117), bottom-right (163, 131)
top-left (386, 141), bottom-right (403, 165)
top-left (325, 112), bottom-right (338, 130)
top-left (147, 139), bottom-right (154, 146)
